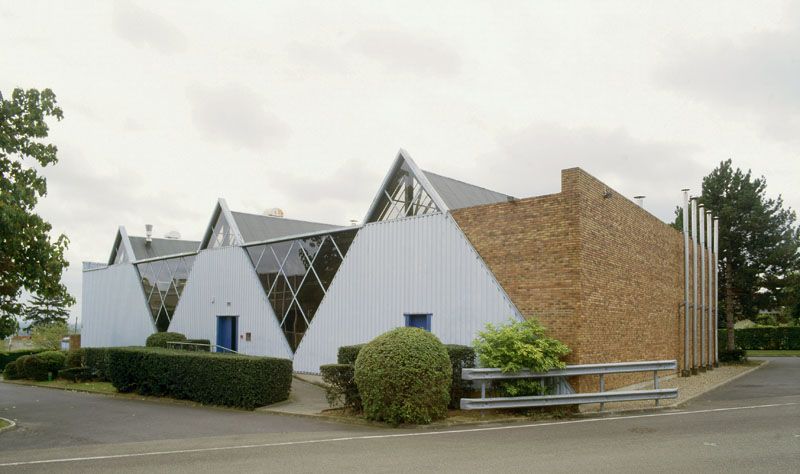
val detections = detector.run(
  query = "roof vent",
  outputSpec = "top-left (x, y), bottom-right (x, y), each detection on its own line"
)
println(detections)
top-left (263, 208), bottom-right (284, 218)
top-left (634, 195), bottom-right (646, 207)
top-left (164, 230), bottom-right (181, 240)
top-left (145, 224), bottom-right (153, 243)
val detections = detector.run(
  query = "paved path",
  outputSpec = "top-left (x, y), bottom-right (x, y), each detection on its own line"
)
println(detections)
top-left (1, 358), bottom-right (798, 473)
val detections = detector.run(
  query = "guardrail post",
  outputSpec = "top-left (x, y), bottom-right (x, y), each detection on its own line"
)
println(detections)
top-left (599, 374), bottom-right (605, 412)
top-left (654, 370), bottom-right (659, 406)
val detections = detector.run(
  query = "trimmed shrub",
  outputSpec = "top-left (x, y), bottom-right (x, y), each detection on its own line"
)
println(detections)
top-left (19, 351), bottom-right (66, 381)
top-left (355, 327), bottom-right (452, 425)
top-left (58, 367), bottom-right (95, 382)
top-left (145, 332), bottom-right (187, 348)
top-left (320, 363), bottom-right (360, 411)
top-left (0, 349), bottom-right (46, 370)
top-left (83, 347), bottom-right (110, 381)
top-left (445, 344), bottom-right (476, 409)
top-left (473, 318), bottom-right (570, 397)
top-left (719, 349), bottom-right (747, 363)
top-left (65, 349), bottom-right (84, 369)
top-left (337, 344), bottom-right (365, 365)
top-left (106, 347), bottom-right (292, 409)
top-left (3, 360), bottom-right (21, 380)
top-left (719, 327), bottom-right (800, 351)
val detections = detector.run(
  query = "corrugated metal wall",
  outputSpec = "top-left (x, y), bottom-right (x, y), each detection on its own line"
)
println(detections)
top-left (293, 213), bottom-right (521, 373)
top-left (168, 246), bottom-right (293, 360)
top-left (81, 263), bottom-right (155, 347)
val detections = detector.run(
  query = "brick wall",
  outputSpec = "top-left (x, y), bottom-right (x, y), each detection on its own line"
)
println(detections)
top-left (452, 168), bottom-right (708, 391)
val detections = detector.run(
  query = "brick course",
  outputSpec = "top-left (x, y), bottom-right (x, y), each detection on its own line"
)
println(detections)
top-left (453, 168), bottom-right (712, 391)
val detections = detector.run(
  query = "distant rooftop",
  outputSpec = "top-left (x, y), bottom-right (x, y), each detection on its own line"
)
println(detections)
top-left (128, 236), bottom-right (200, 260)
top-left (230, 211), bottom-right (343, 243)
top-left (422, 170), bottom-right (513, 210)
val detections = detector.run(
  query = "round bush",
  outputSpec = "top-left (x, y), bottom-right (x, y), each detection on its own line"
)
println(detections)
top-left (354, 327), bottom-right (452, 425)
top-left (20, 351), bottom-right (66, 381)
top-left (3, 360), bottom-right (21, 380)
top-left (145, 332), bottom-right (187, 348)
top-left (65, 349), bottom-right (84, 368)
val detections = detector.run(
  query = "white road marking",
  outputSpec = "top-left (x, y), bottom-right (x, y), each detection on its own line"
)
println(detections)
top-left (0, 401), bottom-right (797, 467)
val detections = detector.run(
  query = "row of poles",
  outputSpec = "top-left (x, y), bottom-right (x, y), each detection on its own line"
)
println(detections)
top-left (681, 190), bottom-right (719, 376)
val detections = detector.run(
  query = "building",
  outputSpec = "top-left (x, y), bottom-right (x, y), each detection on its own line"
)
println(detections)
top-left (83, 150), bottom-right (714, 388)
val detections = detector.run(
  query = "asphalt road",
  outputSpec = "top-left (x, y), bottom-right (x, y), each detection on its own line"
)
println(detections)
top-left (1, 358), bottom-right (798, 473)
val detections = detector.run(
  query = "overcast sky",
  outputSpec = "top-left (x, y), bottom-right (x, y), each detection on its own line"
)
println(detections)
top-left (3, 1), bottom-right (799, 321)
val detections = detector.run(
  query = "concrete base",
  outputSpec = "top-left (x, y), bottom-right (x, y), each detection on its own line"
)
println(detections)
top-left (706, 364), bottom-right (714, 371)
top-left (681, 369), bottom-right (692, 377)
top-left (699, 366), bottom-right (707, 373)
top-left (691, 367), bottom-right (699, 375)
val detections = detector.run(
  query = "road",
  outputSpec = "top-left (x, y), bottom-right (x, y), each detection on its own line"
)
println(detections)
top-left (1, 358), bottom-right (798, 473)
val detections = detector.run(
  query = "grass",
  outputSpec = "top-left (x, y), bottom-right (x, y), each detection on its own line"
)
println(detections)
top-left (9, 378), bottom-right (118, 394)
top-left (0, 418), bottom-right (10, 430)
top-left (746, 350), bottom-right (800, 357)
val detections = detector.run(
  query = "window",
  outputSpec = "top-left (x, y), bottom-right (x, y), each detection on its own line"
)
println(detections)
top-left (136, 255), bottom-right (196, 332)
top-left (404, 313), bottom-right (432, 332)
top-left (367, 162), bottom-right (439, 223)
top-left (245, 228), bottom-right (358, 351)
top-left (208, 212), bottom-right (241, 248)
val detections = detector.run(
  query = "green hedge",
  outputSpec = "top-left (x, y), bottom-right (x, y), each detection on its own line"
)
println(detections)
top-left (0, 349), bottom-right (46, 370)
top-left (719, 327), bottom-right (800, 350)
top-left (145, 332), bottom-right (187, 348)
top-left (106, 347), bottom-right (292, 409)
top-left (59, 367), bottom-right (94, 382)
top-left (83, 347), bottom-right (111, 381)
top-left (17, 351), bottom-right (66, 381)
top-left (337, 345), bottom-right (365, 365)
top-left (444, 345), bottom-right (476, 409)
top-left (65, 349), bottom-right (84, 369)
top-left (3, 360), bottom-right (21, 380)
top-left (320, 363), bottom-right (359, 411)
top-left (184, 339), bottom-right (211, 352)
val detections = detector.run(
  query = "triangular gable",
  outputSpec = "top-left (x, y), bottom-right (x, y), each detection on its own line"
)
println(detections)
top-left (199, 198), bottom-right (245, 250)
top-left (363, 149), bottom-right (450, 224)
top-left (108, 225), bottom-right (136, 265)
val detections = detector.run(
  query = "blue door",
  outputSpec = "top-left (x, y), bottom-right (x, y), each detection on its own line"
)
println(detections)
top-left (404, 313), bottom-right (432, 332)
top-left (216, 316), bottom-right (238, 353)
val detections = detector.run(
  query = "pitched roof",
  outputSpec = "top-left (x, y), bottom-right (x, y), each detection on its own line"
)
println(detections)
top-left (128, 236), bottom-right (200, 261)
top-left (422, 170), bottom-right (513, 210)
top-left (230, 211), bottom-right (342, 243)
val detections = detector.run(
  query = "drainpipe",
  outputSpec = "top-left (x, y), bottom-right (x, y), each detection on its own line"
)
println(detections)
top-left (681, 190), bottom-right (690, 377)
top-left (713, 217), bottom-right (720, 367)
top-left (690, 198), bottom-right (699, 375)
top-left (706, 210), bottom-right (714, 370)
top-left (698, 204), bottom-right (707, 372)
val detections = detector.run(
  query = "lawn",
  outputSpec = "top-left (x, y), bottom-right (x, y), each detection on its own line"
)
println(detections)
top-left (10, 379), bottom-right (118, 394)
top-left (746, 350), bottom-right (800, 357)
top-left (0, 418), bottom-right (10, 430)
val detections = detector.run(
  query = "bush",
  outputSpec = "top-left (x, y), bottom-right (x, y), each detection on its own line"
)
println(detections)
top-left (444, 345), bottom-right (476, 409)
top-left (83, 347), bottom-right (110, 381)
top-left (473, 318), bottom-right (570, 397)
top-left (31, 322), bottom-right (69, 350)
top-left (355, 327), bottom-right (452, 425)
top-left (321, 364), bottom-right (360, 411)
top-left (0, 349), bottom-right (46, 370)
top-left (3, 360), bottom-right (21, 380)
top-left (337, 344), bottom-right (365, 365)
top-left (106, 347), bottom-right (292, 409)
top-left (58, 367), bottom-right (94, 382)
top-left (145, 332), bottom-right (187, 348)
top-left (65, 349), bottom-right (84, 369)
top-left (719, 349), bottom-right (747, 363)
top-left (19, 350), bottom-right (66, 381)
top-left (719, 327), bottom-right (800, 351)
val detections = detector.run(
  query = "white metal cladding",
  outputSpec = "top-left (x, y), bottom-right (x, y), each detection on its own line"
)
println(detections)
top-left (81, 263), bottom-right (154, 347)
top-left (168, 245), bottom-right (293, 359)
top-left (292, 213), bottom-right (522, 373)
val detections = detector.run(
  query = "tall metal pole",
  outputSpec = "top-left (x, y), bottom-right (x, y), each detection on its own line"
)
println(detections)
top-left (706, 210), bottom-right (714, 370)
top-left (714, 217), bottom-right (720, 367)
top-left (690, 198), bottom-right (699, 374)
top-left (681, 190), bottom-right (691, 376)
top-left (699, 204), bottom-right (707, 371)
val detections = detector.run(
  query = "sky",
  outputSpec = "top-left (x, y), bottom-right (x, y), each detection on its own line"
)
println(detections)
top-left (2, 1), bottom-right (799, 321)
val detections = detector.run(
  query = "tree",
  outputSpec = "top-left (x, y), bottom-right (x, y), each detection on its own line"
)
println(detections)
top-left (0, 313), bottom-right (18, 340)
top-left (674, 160), bottom-right (800, 350)
top-left (24, 293), bottom-right (71, 327)
top-left (30, 321), bottom-right (68, 351)
top-left (0, 88), bottom-right (75, 335)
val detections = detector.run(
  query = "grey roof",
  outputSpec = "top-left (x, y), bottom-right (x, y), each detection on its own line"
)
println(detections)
top-left (128, 236), bottom-right (200, 260)
top-left (230, 211), bottom-right (342, 243)
top-left (422, 170), bottom-right (513, 210)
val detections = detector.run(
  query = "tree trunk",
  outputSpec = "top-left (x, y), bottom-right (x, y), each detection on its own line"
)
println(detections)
top-left (725, 262), bottom-right (736, 351)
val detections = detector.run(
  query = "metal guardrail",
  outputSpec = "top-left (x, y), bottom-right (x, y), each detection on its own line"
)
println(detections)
top-left (165, 341), bottom-right (239, 354)
top-left (460, 360), bottom-right (678, 411)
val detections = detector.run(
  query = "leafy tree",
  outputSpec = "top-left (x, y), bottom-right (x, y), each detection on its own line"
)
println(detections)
top-left (674, 160), bottom-right (800, 350)
top-left (0, 313), bottom-right (18, 340)
top-left (24, 293), bottom-right (71, 327)
top-left (0, 88), bottom-right (74, 335)
top-left (30, 321), bottom-right (68, 350)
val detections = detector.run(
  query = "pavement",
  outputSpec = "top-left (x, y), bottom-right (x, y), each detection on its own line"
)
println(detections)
top-left (0, 357), bottom-right (798, 472)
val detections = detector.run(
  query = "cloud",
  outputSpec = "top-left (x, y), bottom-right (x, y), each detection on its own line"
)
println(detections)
top-left (346, 29), bottom-right (461, 77)
top-left (268, 158), bottom-right (381, 205)
top-left (187, 84), bottom-right (289, 152)
top-left (657, 5), bottom-right (800, 141)
top-left (112, 1), bottom-right (188, 54)
top-left (470, 123), bottom-right (705, 221)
